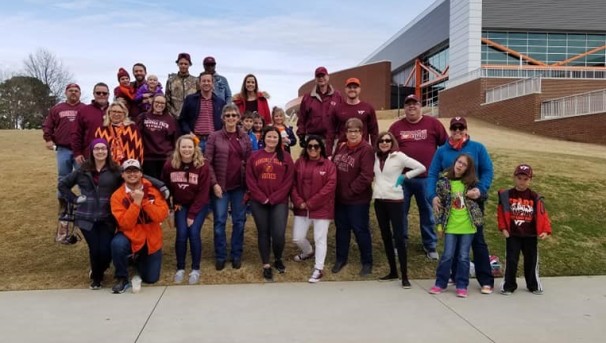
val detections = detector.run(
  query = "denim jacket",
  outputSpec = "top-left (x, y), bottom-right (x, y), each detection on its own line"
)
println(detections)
top-left (213, 74), bottom-right (232, 104)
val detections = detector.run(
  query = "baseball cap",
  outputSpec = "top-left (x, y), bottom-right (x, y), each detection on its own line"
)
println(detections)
top-left (176, 52), bottom-right (192, 65)
top-left (514, 164), bottom-right (533, 178)
top-left (449, 116), bottom-right (467, 129)
top-left (65, 83), bottom-right (80, 92)
top-left (404, 94), bottom-right (420, 103)
top-left (345, 77), bottom-right (361, 87)
top-left (314, 66), bottom-right (328, 77)
top-left (122, 159), bottom-right (142, 171)
top-left (203, 56), bottom-right (216, 65)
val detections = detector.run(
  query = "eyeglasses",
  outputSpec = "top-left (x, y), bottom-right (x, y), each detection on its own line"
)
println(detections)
top-left (346, 129), bottom-right (361, 134)
top-left (92, 147), bottom-right (107, 151)
top-left (307, 144), bottom-right (320, 150)
top-left (95, 92), bottom-right (109, 96)
top-left (378, 139), bottom-right (392, 144)
top-left (224, 114), bottom-right (239, 118)
top-left (450, 125), bottom-right (466, 131)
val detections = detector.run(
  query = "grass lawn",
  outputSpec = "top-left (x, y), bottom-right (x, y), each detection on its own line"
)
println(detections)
top-left (0, 116), bottom-right (604, 290)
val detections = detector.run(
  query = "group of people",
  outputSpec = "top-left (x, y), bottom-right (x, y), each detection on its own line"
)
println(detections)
top-left (43, 57), bottom-right (552, 296)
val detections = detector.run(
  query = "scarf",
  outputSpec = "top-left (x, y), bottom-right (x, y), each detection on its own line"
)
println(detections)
top-left (448, 134), bottom-right (469, 151)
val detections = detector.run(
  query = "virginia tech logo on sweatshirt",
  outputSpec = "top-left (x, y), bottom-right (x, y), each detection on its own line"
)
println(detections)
top-left (510, 197), bottom-right (534, 226)
top-left (170, 171), bottom-right (199, 185)
top-left (399, 129), bottom-right (427, 141)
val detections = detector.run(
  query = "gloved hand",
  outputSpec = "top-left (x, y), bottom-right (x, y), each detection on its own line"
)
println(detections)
top-left (395, 174), bottom-right (406, 187)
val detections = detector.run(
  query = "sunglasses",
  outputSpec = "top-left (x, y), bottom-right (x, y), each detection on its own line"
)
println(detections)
top-left (224, 114), bottom-right (239, 118)
top-left (95, 91), bottom-right (109, 96)
top-left (450, 125), bottom-right (466, 131)
top-left (307, 144), bottom-right (321, 150)
top-left (378, 139), bottom-right (392, 144)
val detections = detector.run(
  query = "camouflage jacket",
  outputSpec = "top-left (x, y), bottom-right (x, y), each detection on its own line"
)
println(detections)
top-left (165, 73), bottom-right (198, 118)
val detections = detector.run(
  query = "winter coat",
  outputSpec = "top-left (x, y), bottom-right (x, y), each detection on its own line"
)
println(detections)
top-left (435, 174), bottom-right (484, 230)
top-left (291, 157), bottom-right (337, 219)
top-left (165, 73), bottom-right (198, 117)
top-left (372, 151), bottom-right (426, 200)
top-left (296, 85), bottom-right (342, 137)
top-left (178, 93), bottom-right (225, 135)
top-left (205, 128), bottom-right (252, 190)
top-left (232, 92), bottom-right (271, 124)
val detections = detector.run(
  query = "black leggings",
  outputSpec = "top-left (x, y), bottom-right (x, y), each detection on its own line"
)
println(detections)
top-left (374, 200), bottom-right (408, 278)
top-left (250, 201), bottom-right (288, 265)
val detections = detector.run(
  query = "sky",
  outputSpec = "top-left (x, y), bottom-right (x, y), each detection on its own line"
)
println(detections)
top-left (0, 0), bottom-right (435, 107)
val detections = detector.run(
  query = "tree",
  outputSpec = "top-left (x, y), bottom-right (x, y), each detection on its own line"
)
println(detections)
top-left (23, 48), bottom-right (74, 100)
top-left (0, 76), bottom-right (56, 129)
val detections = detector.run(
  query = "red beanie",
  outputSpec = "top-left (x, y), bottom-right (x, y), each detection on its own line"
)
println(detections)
top-left (117, 68), bottom-right (130, 81)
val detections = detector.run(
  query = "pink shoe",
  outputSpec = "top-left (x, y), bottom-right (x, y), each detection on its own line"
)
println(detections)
top-left (456, 288), bottom-right (468, 298)
top-left (429, 286), bottom-right (444, 294)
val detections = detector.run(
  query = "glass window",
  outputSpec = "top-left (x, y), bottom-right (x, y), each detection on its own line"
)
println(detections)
top-left (528, 45), bottom-right (547, 53)
top-left (528, 33), bottom-right (547, 40)
top-left (548, 33), bottom-right (566, 40)
top-left (509, 32), bottom-right (528, 39)
top-left (548, 46), bottom-right (567, 53)
top-left (568, 47), bottom-right (588, 55)
top-left (549, 39), bottom-right (567, 46)
top-left (567, 34), bottom-right (586, 41)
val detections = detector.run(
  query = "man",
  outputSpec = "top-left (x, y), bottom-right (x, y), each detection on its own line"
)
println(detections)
top-left (296, 66), bottom-right (342, 145)
top-left (326, 77), bottom-right (378, 156)
top-left (166, 52), bottom-right (198, 118)
top-left (388, 94), bottom-right (448, 260)
top-left (110, 159), bottom-right (169, 294)
top-left (203, 56), bottom-right (232, 104)
top-left (427, 116), bottom-right (495, 293)
top-left (178, 71), bottom-right (226, 152)
top-left (72, 83), bottom-right (110, 165)
top-left (43, 83), bottom-right (86, 241)
top-left (130, 63), bottom-right (147, 118)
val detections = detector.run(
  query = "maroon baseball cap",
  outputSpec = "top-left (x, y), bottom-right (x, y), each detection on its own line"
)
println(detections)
top-left (176, 52), bottom-right (192, 65)
top-left (449, 116), bottom-right (467, 128)
top-left (315, 66), bottom-right (328, 77)
top-left (404, 94), bottom-right (420, 103)
top-left (65, 83), bottom-right (80, 91)
top-left (203, 56), bottom-right (216, 65)
top-left (514, 164), bottom-right (533, 178)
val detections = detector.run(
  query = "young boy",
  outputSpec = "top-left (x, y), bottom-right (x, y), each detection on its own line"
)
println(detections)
top-left (497, 164), bottom-right (552, 295)
top-left (241, 111), bottom-right (259, 151)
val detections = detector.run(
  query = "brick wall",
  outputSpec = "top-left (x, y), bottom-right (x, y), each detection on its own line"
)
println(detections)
top-left (439, 78), bottom-right (606, 145)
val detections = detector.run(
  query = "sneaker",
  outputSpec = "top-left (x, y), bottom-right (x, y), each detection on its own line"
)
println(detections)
top-left (263, 267), bottom-right (273, 282)
top-left (402, 279), bottom-right (412, 289)
top-left (131, 275), bottom-right (142, 293)
top-left (112, 278), bottom-right (130, 294)
top-left (274, 260), bottom-right (286, 273)
top-left (448, 278), bottom-right (455, 286)
top-left (500, 289), bottom-right (513, 296)
top-left (308, 269), bottom-right (323, 283)
top-left (429, 286), bottom-right (445, 294)
top-left (359, 264), bottom-right (372, 277)
top-left (188, 270), bottom-right (200, 285)
top-left (481, 285), bottom-right (493, 294)
top-left (456, 288), bottom-right (468, 298)
top-left (174, 269), bottom-right (185, 284)
top-left (378, 273), bottom-right (398, 281)
top-left (294, 251), bottom-right (314, 262)
top-left (232, 259), bottom-right (242, 269)
top-left (331, 260), bottom-right (347, 274)
top-left (531, 289), bottom-right (543, 295)
top-left (424, 247), bottom-right (439, 260)
top-left (215, 260), bottom-right (226, 271)
top-left (89, 280), bottom-right (102, 290)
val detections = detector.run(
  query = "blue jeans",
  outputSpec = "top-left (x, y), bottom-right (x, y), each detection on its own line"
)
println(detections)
top-left (198, 137), bottom-right (208, 153)
top-left (402, 177), bottom-right (437, 250)
top-left (174, 204), bottom-right (209, 270)
top-left (452, 224), bottom-right (494, 287)
top-left (212, 187), bottom-right (247, 261)
top-left (435, 233), bottom-right (474, 289)
top-left (56, 146), bottom-right (76, 199)
top-left (111, 233), bottom-right (162, 284)
top-left (334, 202), bottom-right (373, 265)
top-left (80, 221), bottom-right (114, 282)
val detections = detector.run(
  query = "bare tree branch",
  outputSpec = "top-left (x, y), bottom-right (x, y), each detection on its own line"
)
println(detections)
top-left (23, 48), bottom-right (74, 100)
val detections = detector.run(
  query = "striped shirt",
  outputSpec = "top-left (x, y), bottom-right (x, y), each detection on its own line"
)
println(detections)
top-left (194, 97), bottom-right (214, 135)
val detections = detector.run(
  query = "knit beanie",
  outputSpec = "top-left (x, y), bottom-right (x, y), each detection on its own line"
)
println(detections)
top-left (117, 68), bottom-right (130, 81)
top-left (90, 138), bottom-right (109, 151)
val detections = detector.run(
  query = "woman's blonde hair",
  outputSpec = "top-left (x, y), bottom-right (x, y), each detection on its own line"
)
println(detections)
top-left (103, 101), bottom-right (133, 126)
top-left (171, 134), bottom-right (205, 169)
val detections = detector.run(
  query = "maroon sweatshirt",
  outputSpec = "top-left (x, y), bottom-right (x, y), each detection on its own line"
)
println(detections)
top-left (332, 141), bottom-right (375, 204)
top-left (71, 101), bottom-right (108, 158)
top-left (326, 100), bottom-right (378, 155)
top-left (162, 161), bottom-right (211, 220)
top-left (246, 149), bottom-right (295, 205)
top-left (137, 112), bottom-right (179, 161)
top-left (290, 157), bottom-right (337, 219)
top-left (42, 101), bottom-right (86, 148)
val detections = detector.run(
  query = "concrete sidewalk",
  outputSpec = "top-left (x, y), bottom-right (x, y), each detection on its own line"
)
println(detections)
top-left (0, 276), bottom-right (604, 343)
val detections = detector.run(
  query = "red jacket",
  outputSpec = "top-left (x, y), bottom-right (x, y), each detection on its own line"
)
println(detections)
top-left (332, 141), bottom-right (375, 204)
top-left (296, 85), bottom-right (342, 137)
top-left (246, 149), bottom-right (294, 205)
top-left (111, 178), bottom-right (169, 254)
top-left (205, 128), bottom-right (252, 190)
top-left (233, 92), bottom-right (271, 124)
top-left (71, 101), bottom-right (108, 159)
top-left (497, 188), bottom-right (552, 236)
top-left (291, 157), bottom-right (337, 219)
top-left (42, 101), bottom-right (85, 148)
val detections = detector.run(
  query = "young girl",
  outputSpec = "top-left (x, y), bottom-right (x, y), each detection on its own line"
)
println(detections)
top-left (429, 153), bottom-right (484, 298)
top-left (269, 106), bottom-right (296, 153)
top-left (252, 113), bottom-right (265, 150)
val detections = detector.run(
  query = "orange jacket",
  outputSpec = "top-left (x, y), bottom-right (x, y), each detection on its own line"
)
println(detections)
top-left (111, 178), bottom-right (169, 254)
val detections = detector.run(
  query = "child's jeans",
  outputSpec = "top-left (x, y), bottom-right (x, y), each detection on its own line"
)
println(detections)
top-left (435, 233), bottom-right (474, 289)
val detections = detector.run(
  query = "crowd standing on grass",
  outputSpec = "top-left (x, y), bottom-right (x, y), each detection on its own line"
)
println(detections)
top-left (45, 56), bottom-right (552, 295)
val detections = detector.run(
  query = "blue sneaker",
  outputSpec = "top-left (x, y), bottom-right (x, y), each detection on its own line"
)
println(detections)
top-left (112, 278), bottom-right (130, 294)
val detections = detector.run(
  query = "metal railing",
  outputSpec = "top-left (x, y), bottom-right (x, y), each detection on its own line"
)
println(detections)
top-left (540, 89), bottom-right (606, 120)
top-left (485, 77), bottom-right (541, 104)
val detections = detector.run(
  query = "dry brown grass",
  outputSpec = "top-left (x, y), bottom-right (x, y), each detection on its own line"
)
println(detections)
top-left (0, 115), bottom-right (604, 290)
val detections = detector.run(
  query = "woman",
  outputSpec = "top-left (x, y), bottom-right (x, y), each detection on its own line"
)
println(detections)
top-left (58, 138), bottom-right (122, 290)
top-left (162, 134), bottom-right (211, 285)
top-left (205, 104), bottom-right (252, 270)
top-left (232, 74), bottom-right (271, 124)
top-left (137, 95), bottom-right (179, 179)
top-left (331, 118), bottom-right (375, 277)
top-left (246, 126), bottom-right (294, 281)
top-left (290, 136), bottom-right (336, 283)
top-left (372, 131), bottom-right (426, 288)
top-left (94, 101), bottom-right (144, 165)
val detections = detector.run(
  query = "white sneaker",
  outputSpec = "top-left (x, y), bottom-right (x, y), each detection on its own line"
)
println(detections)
top-left (174, 269), bottom-right (185, 284)
top-left (189, 270), bottom-right (200, 285)
top-left (308, 269), bottom-right (323, 283)
top-left (131, 275), bottom-right (142, 293)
